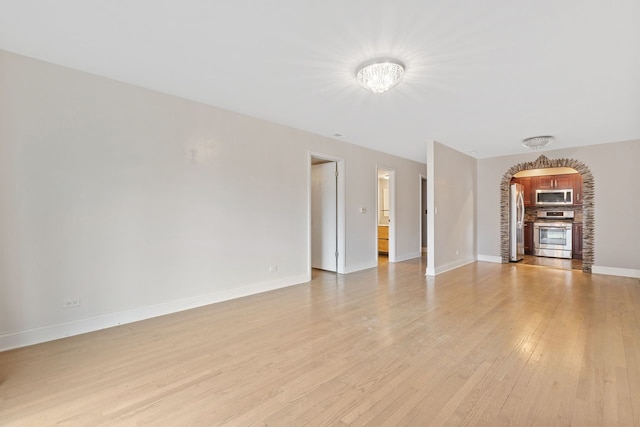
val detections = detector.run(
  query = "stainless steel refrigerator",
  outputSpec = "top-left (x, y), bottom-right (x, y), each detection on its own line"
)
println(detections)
top-left (509, 183), bottom-right (525, 261)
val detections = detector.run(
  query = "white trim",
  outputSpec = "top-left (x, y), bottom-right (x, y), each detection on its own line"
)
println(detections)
top-left (393, 252), bottom-right (422, 263)
top-left (592, 266), bottom-right (640, 279)
top-left (427, 258), bottom-right (476, 276)
top-left (477, 254), bottom-right (503, 264)
top-left (308, 151), bottom-right (346, 275)
top-left (419, 174), bottom-right (428, 256)
top-left (388, 169), bottom-right (396, 263)
top-left (0, 274), bottom-right (309, 352)
top-left (426, 140), bottom-right (436, 276)
top-left (344, 261), bottom-right (378, 274)
top-left (377, 165), bottom-right (396, 263)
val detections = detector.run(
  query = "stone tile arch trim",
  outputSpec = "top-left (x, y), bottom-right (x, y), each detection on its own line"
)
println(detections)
top-left (500, 155), bottom-right (594, 272)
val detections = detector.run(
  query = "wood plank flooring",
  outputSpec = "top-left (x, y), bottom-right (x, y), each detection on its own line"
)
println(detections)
top-left (519, 254), bottom-right (583, 271)
top-left (1, 258), bottom-right (640, 426)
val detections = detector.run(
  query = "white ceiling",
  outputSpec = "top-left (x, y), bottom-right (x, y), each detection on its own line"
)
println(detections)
top-left (1, 0), bottom-right (639, 162)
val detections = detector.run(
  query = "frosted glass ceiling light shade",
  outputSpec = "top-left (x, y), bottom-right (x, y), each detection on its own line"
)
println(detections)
top-left (522, 135), bottom-right (554, 150)
top-left (356, 59), bottom-right (404, 93)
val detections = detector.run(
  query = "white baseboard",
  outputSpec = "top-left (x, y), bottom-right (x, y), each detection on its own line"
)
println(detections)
top-left (426, 258), bottom-right (476, 276)
top-left (474, 257), bottom-right (639, 278)
top-left (0, 273), bottom-right (310, 352)
top-left (345, 260), bottom-right (378, 274)
top-left (477, 254), bottom-right (503, 264)
top-left (591, 265), bottom-right (640, 279)
top-left (393, 252), bottom-right (422, 263)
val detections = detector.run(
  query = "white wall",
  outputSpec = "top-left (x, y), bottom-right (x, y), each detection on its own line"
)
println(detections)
top-left (426, 141), bottom-right (477, 275)
top-left (477, 139), bottom-right (640, 276)
top-left (0, 50), bottom-right (426, 350)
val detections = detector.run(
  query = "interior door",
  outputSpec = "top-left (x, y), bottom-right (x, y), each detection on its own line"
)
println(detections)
top-left (311, 162), bottom-right (337, 272)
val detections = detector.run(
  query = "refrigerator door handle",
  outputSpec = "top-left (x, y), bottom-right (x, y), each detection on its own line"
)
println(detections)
top-left (518, 192), bottom-right (525, 225)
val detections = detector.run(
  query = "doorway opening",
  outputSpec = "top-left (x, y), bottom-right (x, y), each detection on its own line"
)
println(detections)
top-left (310, 153), bottom-right (345, 276)
top-left (501, 155), bottom-right (594, 272)
top-left (377, 167), bottom-right (395, 264)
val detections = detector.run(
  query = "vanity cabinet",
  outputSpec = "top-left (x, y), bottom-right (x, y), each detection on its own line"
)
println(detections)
top-left (378, 226), bottom-right (389, 254)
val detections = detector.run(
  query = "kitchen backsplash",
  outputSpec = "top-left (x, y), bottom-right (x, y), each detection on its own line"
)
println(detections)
top-left (524, 206), bottom-right (583, 223)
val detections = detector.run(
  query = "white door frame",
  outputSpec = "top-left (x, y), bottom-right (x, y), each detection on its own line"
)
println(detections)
top-left (420, 174), bottom-right (427, 255)
top-left (426, 141), bottom-right (436, 276)
top-left (376, 165), bottom-right (396, 263)
top-left (308, 151), bottom-right (346, 275)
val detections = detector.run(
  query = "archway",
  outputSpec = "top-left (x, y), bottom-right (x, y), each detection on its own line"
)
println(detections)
top-left (500, 155), bottom-right (594, 272)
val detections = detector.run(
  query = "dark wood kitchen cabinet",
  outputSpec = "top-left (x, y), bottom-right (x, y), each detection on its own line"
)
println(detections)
top-left (572, 223), bottom-right (583, 259)
top-left (515, 173), bottom-right (583, 208)
top-left (555, 174), bottom-right (574, 189)
top-left (573, 174), bottom-right (583, 205)
top-left (511, 177), bottom-right (534, 207)
top-left (520, 177), bottom-right (534, 207)
top-left (536, 174), bottom-right (574, 190)
top-left (535, 175), bottom-right (552, 190)
top-left (524, 221), bottom-right (534, 255)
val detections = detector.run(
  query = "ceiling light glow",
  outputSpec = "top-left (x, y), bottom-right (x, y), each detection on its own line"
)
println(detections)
top-left (356, 59), bottom-right (404, 93)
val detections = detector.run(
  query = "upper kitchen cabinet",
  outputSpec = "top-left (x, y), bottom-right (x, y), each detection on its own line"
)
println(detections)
top-left (520, 177), bottom-right (534, 206)
top-left (535, 175), bottom-right (552, 189)
top-left (511, 177), bottom-right (534, 207)
top-left (513, 172), bottom-right (582, 207)
top-left (556, 174), bottom-right (574, 189)
top-left (536, 174), bottom-right (574, 190)
top-left (573, 174), bottom-right (583, 205)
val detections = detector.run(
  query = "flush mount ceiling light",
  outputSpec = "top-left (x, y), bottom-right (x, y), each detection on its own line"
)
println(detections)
top-left (356, 59), bottom-right (404, 93)
top-left (522, 135), bottom-right (553, 150)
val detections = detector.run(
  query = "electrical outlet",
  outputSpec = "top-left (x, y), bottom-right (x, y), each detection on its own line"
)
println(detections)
top-left (268, 265), bottom-right (278, 272)
top-left (62, 297), bottom-right (80, 309)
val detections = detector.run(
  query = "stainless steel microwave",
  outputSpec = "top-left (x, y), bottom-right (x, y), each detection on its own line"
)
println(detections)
top-left (536, 189), bottom-right (573, 206)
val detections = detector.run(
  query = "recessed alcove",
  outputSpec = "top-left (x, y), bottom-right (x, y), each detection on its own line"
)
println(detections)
top-left (500, 155), bottom-right (594, 272)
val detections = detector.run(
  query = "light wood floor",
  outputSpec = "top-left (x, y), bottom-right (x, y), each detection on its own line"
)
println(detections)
top-left (519, 254), bottom-right (583, 271)
top-left (1, 258), bottom-right (640, 426)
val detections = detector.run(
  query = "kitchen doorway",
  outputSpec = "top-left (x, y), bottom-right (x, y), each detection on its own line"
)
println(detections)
top-left (309, 153), bottom-right (346, 275)
top-left (501, 155), bottom-right (594, 273)
top-left (377, 167), bottom-right (396, 264)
